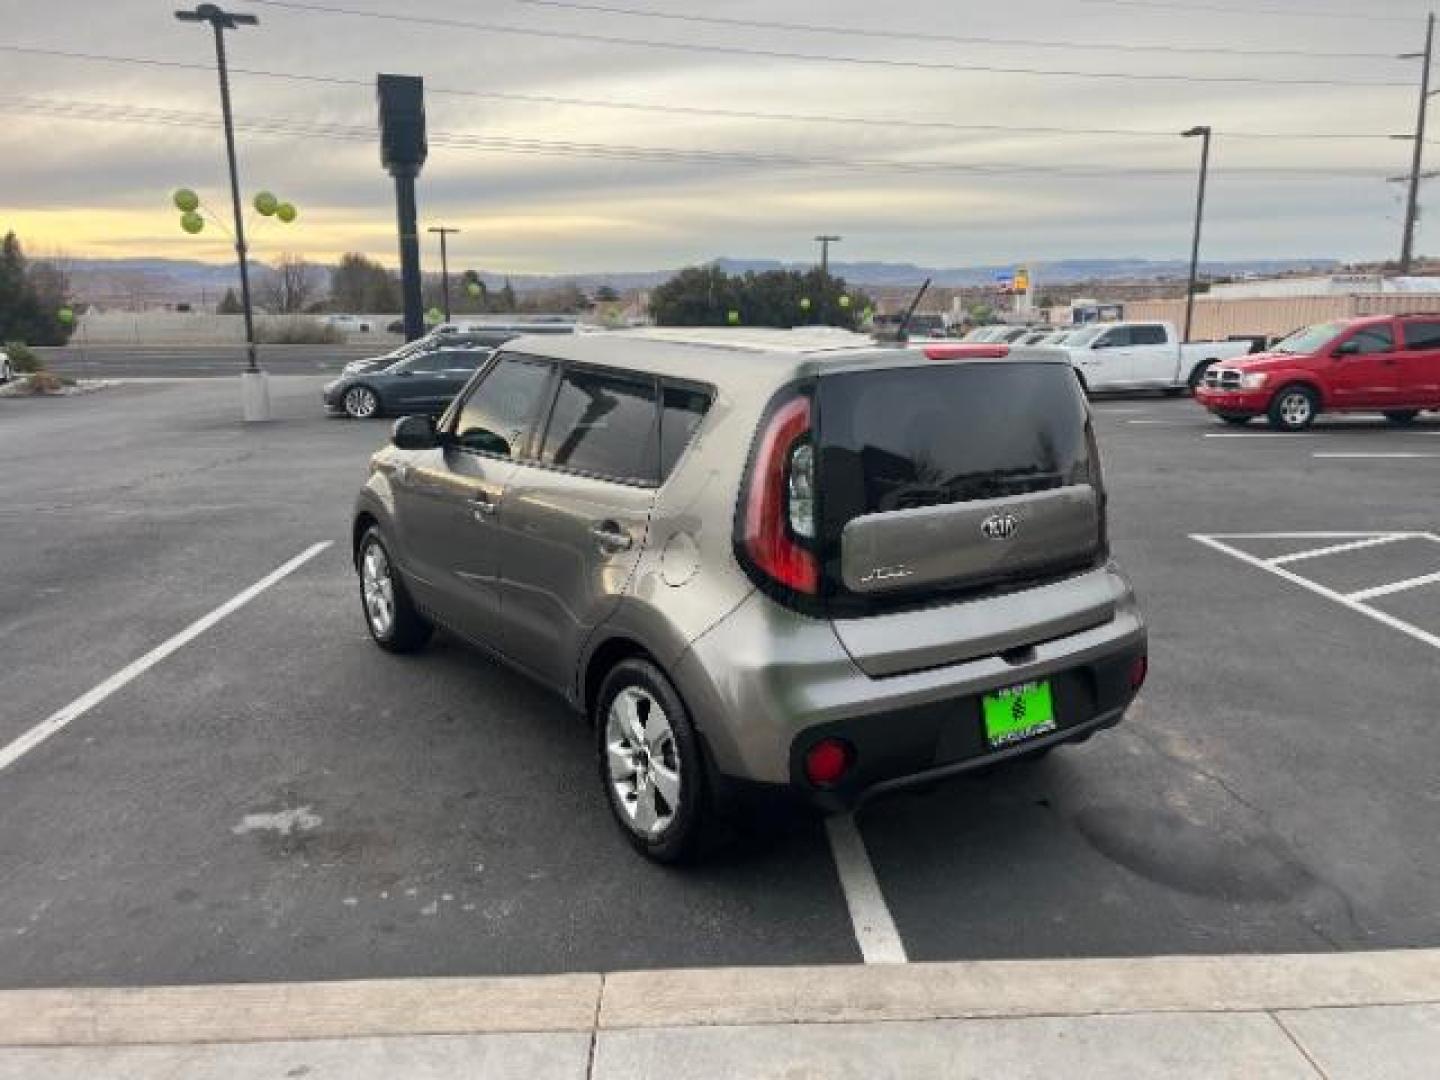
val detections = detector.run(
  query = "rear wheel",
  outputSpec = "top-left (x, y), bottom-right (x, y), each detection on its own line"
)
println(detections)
top-left (344, 384), bottom-right (382, 419)
top-left (596, 658), bottom-right (708, 863)
top-left (1267, 385), bottom-right (1319, 432)
top-left (1384, 410), bottom-right (1420, 426)
top-left (357, 527), bottom-right (432, 653)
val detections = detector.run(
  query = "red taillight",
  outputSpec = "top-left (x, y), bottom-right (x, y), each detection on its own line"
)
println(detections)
top-left (804, 738), bottom-right (854, 787)
top-left (922, 344), bottom-right (1010, 360)
top-left (742, 394), bottom-right (819, 595)
top-left (1129, 654), bottom-right (1149, 692)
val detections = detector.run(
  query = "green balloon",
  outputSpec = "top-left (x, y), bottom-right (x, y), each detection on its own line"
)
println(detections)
top-left (466, 281), bottom-right (482, 298)
top-left (838, 294), bottom-right (852, 309)
top-left (275, 202), bottom-right (297, 224)
top-left (727, 309), bottom-right (741, 325)
top-left (425, 307), bottom-right (444, 325)
top-left (173, 188), bottom-right (200, 212)
top-left (253, 191), bottom-right (279, 216)
top-left (180, 210), bottom-right (205, 235)
top-left (799, 297), bottom-right (812, 310)
top-left (57, 307), bottom-right (75, 325)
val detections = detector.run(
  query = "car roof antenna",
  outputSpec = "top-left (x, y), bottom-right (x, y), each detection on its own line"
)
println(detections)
top-left (873, 278), bottom-right (931, 345)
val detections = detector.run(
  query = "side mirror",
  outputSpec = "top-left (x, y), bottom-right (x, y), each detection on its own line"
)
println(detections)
top-left (392, 414), bottom-right (439, 450)
top-left (1334, 340), bottom-right (1361, 357)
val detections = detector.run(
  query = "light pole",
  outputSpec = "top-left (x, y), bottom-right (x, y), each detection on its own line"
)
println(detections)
top-left (814, 234), bottom-right (841, 324)
top-left (1181, 126), bottom-right (1211, 345)
top-left (175, 3), bottom-right (269, 421)
top-left (428, 226), bottom-right (461, 322)
top-left (1395, 13), bottom-right (1435, 275)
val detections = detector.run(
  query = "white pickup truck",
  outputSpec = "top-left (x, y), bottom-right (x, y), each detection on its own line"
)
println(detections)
top-left (1055, 321), bottom-right (1258, 393)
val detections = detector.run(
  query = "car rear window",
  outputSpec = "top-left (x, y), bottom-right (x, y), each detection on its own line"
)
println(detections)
top-left (815, 362), bottom-right (1093, 537)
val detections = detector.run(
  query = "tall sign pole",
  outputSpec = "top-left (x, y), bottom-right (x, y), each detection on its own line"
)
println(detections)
top-left (175, 3), bottom-right (269, 420)
top-left (378, 75), bottom-right (428, 341)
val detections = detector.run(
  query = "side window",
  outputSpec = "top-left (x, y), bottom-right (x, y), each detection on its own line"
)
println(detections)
top-left (540, 368), bottom-right (659, 484)
top-left (1095, 327), bottom-right (1130, 348)
top-left (407, 352), bottom-right (450, 372)
top-left (1131, 324), bottom-right (1168, 346)
top-left (1402, 321), bottom-right (1440, 349)
top-left (660, 385), bottom-right (712, 481)
top-left (444, 350), bottom-right (486, 371)
top-left (1346, 325), bottom-right (1394, 355)
top-left (450, 355), bottom-right (555, 458)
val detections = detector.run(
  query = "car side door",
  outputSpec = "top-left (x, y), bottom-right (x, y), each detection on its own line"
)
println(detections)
top-left (1125, 323), bottom-right (1175, 386)
top-left (1326, 322), bottom-right (1399, 408)
top-left (1396, 319), bottom-right (1440, 406)
top-left (1081, 326), bottom-right (1133, 389)
top-left (492, 364), bottom-right (660, 687)
top-left (394, 351), bottom-right (455, 411)
top-left (389, 353), bottom-right (558, 645)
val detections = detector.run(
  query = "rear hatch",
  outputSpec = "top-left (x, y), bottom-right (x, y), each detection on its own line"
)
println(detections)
top-left (815, 360), bottom-right (1112, 676)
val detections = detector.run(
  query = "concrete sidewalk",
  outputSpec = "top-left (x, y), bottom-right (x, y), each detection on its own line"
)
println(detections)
top-left (2, 950), bottom-right (1437, 1078)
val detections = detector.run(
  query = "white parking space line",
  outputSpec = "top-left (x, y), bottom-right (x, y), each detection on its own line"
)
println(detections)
top-left (824, 814), bottom-right (907, 965)
top-left (1269, 535), bottom-right (1410, 566)
top-left (0, 542), bottom-right (332, 775)
top-left (1347, 570), bottom-right (1440, 603)
top-left (1314, 453), bottom-right (1440, 459)
top-left (1193, 533), bottom-right (1440, 653)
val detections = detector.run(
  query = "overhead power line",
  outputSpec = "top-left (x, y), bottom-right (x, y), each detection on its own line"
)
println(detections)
top-left (241, 0), bottom-right (1411, 87)
top-left (0, 96), bottom-right (1401, 181)
top-left (0, 43), bottom-right (1416, 143)
top-left (511, 0), bottom-right (1402, 60)
top-left (1077, 0), bottom-right (1424, 21)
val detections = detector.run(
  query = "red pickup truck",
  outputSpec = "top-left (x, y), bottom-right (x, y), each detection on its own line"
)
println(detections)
top-left (1194, 314), bottom-right (1440, 431)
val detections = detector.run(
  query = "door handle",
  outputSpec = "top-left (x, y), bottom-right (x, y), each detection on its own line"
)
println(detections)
top-left (468, 493), bottom-right (497, 520)
top-left (589, 521), bottom-right (633, 553)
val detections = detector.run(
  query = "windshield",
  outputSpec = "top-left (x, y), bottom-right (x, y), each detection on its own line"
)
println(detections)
top-left (1272, 321), bottom-right (1346, 354)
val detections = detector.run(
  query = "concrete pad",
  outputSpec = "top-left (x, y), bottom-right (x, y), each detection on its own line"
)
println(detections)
top-left (1277, 1004), bottom-right (1440, 1080)
top-left (592, 1013), bottom-right (1319, 1080)
top-left (0, 975), bottom-right (601, 1046)
top-left (0, 1032), bottom-right (592, 1080)
top-left (599, 950), bottom-right (1440, 1029)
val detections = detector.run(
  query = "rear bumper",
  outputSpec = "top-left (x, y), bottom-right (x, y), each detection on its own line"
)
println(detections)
top-left (1194, 387), bottom-right (1270, 414)
top-left (673, 565), bottom-right (1146, 811)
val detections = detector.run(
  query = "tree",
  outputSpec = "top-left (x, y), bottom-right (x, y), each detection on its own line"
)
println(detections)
top-left (594, 284), bottom-right (620, 303)
top-left (330, 252), bottom-right (399, 312)
top-left (649, 263), bottom-right (872, 329)
top-left (260, 253), bottom-right (325, 314)
top-left (0, 232), bottom-right (73, 345)
top-left (217, 287), bottom-right (244, 314)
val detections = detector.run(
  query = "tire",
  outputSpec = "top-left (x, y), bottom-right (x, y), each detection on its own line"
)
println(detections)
top-left (596, 658), bottom-right (709, 863)
top-left (1187, 360), bottom-right (1215, 391)
top-left (357, 527), bottom-right (432, 653)
top-left (1218, 413), bottom-right (1253, 426)
top-left (343, 384), bottom-right (382, 419)
top-left (1384, 410), bottom-right (1420, 426)
top-left (1267, 384), bottom-right (1319, 431)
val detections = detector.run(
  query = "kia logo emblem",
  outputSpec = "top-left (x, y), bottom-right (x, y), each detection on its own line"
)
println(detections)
top-left (981, 513), bottom-right (1019, 540)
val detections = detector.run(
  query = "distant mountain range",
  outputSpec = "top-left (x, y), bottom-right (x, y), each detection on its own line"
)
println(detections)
top-left (61, 255), bottom-right (1343, 303)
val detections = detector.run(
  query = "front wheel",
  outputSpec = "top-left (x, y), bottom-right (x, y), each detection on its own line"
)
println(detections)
top-left (1187, 360), bottom-right (1215, 390)
top-left (357, 527), bottom-right (432, 653)
top-left (1267, 385), bottom-right (1319, 432)
top-left (343, 384), bottom-right (382, 419)
top-left (1384, 410), bottom-right (1420, 426)
top-left (596, 659), bottom-right (709, 863)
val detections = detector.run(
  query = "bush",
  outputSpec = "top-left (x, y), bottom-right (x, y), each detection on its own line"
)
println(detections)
top-left (0, 371), bottom-right (73, 396)
top-left (4, 341), bottom-right (42, 373)
top-left (255, 317), bottom-right (345, 345)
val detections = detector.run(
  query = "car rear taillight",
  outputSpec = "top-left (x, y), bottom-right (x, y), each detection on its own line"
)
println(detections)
top-left (1129, 654), bottom-right (1149, 692)
top-left (740, 393), bottom-right (819, 596)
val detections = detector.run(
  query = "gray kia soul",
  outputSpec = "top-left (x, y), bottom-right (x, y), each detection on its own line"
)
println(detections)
top-left (352, 328), bottom-right (1147, 861)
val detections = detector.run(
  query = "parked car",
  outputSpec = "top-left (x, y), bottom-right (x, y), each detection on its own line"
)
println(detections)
top-left (1194, 315), bottom-right (1440, 430)
top-left (1055, 321), bottom-right (1258, 394)
top-left (324, 347), bottom-right (491, 418)
top-left (323, 314), bottom-right (373, 333)
top-left (343, 331), bottom-right (518, 375)
top-left (351, 329), bottom-right (1147, 860)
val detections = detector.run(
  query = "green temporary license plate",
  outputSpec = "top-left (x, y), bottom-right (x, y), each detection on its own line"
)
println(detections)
top-left (982, 680), bottom-right (1057, 748)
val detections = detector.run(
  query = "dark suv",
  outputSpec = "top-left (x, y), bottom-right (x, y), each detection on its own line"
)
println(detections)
top-left (351, 330), bottom-right (1147, 860)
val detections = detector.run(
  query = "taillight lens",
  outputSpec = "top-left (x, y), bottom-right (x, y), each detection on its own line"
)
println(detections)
top-left (1129, 654), bottom-right (1149, 692)
top-left (741, 394), bottom-right (819, 595)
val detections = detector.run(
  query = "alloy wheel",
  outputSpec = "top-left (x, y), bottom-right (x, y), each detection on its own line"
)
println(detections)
top-left (1278, 391), bottom-right (1312, 428)
top-left (360, 541), bottom-right (395, 638)
top-left (605, 686), bottom-right (681, 839)
top-left (345, 386), bottom-right (379, 419)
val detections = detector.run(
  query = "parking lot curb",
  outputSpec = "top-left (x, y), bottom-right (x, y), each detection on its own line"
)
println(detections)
top-left (2, 950), bottom-right (1438, 1047)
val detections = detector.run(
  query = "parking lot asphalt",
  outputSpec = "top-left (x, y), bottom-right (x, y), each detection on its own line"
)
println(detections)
top-left (37, 344), bottom-right (379, 379)
top-left (2, 379), bottom-right (1438, 988)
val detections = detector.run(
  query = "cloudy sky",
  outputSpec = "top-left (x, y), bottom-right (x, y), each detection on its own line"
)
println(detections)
top-left (1, 0), bottom-right (1435, 273)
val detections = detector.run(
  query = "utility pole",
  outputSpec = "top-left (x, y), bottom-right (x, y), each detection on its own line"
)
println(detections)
top-left (1398, 13), bottom-right (1435, 275)
top-left (1181, 125), bottom-right (1212, 345)
top-left (814, 234), bottom-right (841, 324)
top-left (175, 3), bottom-right (268, 420)
top-left (428, 226), bottom-right (461, 322)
